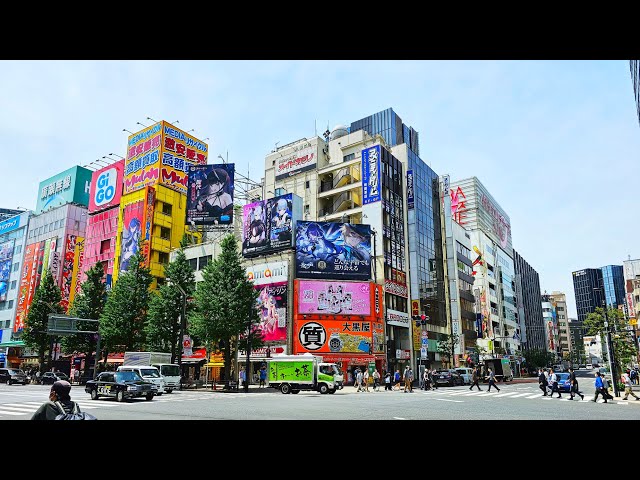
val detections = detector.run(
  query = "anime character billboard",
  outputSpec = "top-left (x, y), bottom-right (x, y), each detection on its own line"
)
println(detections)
top-left (242, 193), bottom-right (300, 257)
top-left (255, 281), bottom-right (287, 342)
top-left (119, 200), bottom-right (144, 272)
top-left (186, 164), bottom-right (235, 226)
top-left (295, 221), bottom-right (371, 280)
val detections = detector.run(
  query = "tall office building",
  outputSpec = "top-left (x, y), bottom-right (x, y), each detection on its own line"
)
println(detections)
top-left (572, 268), bottom-right (605, 323)
top-left (513, 249), bottom-right (545, 351)
top-left (548, 291), bottom-right (570, 360)
top-left (601, 265), bottom-right (625, 309)
top-left (631, 60), bottom-right (640, 126)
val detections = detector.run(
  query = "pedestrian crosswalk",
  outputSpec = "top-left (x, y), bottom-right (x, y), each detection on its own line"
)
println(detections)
top-left (0, 391), bottom-right (211, 418)
top-left (412, 386), bottom-right (632, 405)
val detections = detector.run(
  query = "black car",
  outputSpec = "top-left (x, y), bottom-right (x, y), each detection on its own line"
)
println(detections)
top-left (85, 371), bottom-right (155, 402)
top-left (434, 369), bottom-right (465, 387)
top-left (0, 368), bottom-right (28, 385)
top-left (41, 371), bottom-right (70, 385)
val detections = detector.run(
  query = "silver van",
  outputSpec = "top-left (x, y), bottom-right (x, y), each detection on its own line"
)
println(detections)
top-left (117, 365), bottom-right (165, 395)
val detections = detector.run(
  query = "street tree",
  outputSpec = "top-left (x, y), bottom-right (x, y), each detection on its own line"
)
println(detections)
top-left (145, 246), bottom-right (195, 363)
top-left (62, 261), bottom-right (107, 379)
top-left (437, 333), bottom-right (460, 368)
top-left (584, 306), bottom-right (637, 376)
top-left (22, 268), bottom-right (64, 372)
top-left (99, 244), bottom-right (153, 359)
top-left (522, 348), bottom-right (556, 371)
top-left (190, 234), bottom-right (261, 389)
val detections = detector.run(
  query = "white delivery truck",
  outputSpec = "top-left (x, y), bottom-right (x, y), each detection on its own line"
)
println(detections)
top-left (123, 351), bottom-right (180, 393)
top-left (267, 353), bottom-right (343, 394)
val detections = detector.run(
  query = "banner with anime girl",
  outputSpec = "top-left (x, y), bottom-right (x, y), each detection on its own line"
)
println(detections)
top-left (255, 281), bottom-right (287, 342)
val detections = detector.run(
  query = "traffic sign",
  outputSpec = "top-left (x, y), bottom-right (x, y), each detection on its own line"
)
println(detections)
top-left (421, 338), bottom-right (428, 346)
top-left (420, 347), bottom-right (427, 359)
top-left (421, 331), bottom-right (428, 338)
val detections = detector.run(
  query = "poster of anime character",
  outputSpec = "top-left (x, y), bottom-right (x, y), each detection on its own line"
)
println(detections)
top-left (242, 200), bottom-right (268, 256)
top-left (119, 200), bottom-right (144, 272)
top-left (268, 194), bottom-right (293, 250)
top-left (255, 281), bottom-right (287, 342)
top-left (186, 164), bottom-right (235, 226)
top-left (295, 221), bottom-right (372, 280)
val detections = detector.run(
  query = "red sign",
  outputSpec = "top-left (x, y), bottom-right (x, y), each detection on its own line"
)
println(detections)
top-left (450, 186), bottom-right (467, 225)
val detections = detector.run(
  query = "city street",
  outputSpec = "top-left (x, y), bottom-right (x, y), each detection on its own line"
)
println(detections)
top-left (1, 371), bottom-right (638, 420)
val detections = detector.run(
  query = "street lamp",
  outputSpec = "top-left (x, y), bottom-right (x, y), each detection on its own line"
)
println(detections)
top-left (175, 284), bottom-right (188, 391)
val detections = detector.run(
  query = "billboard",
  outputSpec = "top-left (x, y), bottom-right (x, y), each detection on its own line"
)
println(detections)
top-left (294, 319), bottom-right (373, 354)
top-left (124, 121), bottom-right (209, 195)
top-left (275, 144), bottom-right (317, 180)
top-left (0, 239), bottom-right (14, 302)
top-left (246, 260), bottom-right (288, 285)
top-left (60, 235), bottom-right (80, 311)
top-left (407, 169), bottom-right (414, 209)
top-left (295, 221), bottom-right (371, 280)
top-left (119, 199), bottom-right (145, 272)
top-left (14, 243), bottom-right (37, 332)
top-left (361, 145), bottom-right (381, 204)
top-left (0, 215), bottom-right (21, 236)
top-left (185, 164), bottom-right (235, 226)
top-left (297, 280), bottom-right (371, 316)
top-left (242, 193), bottom-right (301, 257)
top-left (36, 166), bottom-right (93, 214)
top-left (88, 160), bottom-right (124, 213)
top-left (255, 281), bottom-right (288, 343)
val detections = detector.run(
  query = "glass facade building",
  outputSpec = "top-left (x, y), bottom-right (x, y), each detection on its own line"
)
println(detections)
top-left (513, 249), bottom-right (545, 351)
top-left (350, 108), bottom-right (445, 367)
top-left (572, 268), bottom-right (605, 323)
top-left (601, 265), bottom-right (625, 309)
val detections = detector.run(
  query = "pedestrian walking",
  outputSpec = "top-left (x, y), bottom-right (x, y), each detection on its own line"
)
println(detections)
top-left (259, 365), bottom-right (267, 388)
top-left (601, 374), bottom-right (613, 400)
top-left (363, 369), bottom-right (370, 392)
top-left (538, 368), bottom-right (548, 396)
top-left (372, 369), bottom-right (380, 391)
top-left (384, 371), bottom-right (392, 390)
top-left (423, 368), bottom-right (431, 390)
top-left (548, 368), bottom-right (562, 398)
top-left (31, 380), bottom-right (81, 420)
top-left (469, 366), bottom-right (482, 391)
top-left (239, 367), bottom-right (246, 388)
top-left (394, 369), bottom-right (401, 388)
top-left (621, 371), bottom-right (640, 401)
top-left (403, 365), bottom-right (414, 392)
top-left (485, 367), bottom-right (501, 392)
top-left (356, 369), bottom-right (364, 392)
top-left (568, 367), bottom-right (584, 400)
top-left (591, 372), bottom-right (609, 403)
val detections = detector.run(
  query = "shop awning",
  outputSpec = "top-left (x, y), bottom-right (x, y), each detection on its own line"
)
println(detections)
top-left (204, 362), bottom-right (224, 367)
top-left (0, 341), bottom-right (25, 347)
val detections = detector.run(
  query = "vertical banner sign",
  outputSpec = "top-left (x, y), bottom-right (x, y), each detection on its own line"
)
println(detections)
top-left (120, 200), bottom-right (145, 273)
top-left (60, 235), bottom-right (78, 311)
top-left (142, 186), bottom-right (156, 267)
top-left (0, 239), bottom-right (15, 302)
top-left (14, 244), bottom-right (36, 331)
top-left (361, 145), bottom-right (381, 205)
top-left (41, 238), bottom-right (52, 277)
top-left (406, 169), bottom-right (415, 210)
top-left (68, 237), bottom-right (85, 308)
top-left (627, 292), bottom-right (635, 319)
top-left (28, 241), bottom-right (46, 312)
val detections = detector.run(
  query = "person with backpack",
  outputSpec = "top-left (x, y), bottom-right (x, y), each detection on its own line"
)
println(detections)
top-left (31, 380), bottom-right (89, 420)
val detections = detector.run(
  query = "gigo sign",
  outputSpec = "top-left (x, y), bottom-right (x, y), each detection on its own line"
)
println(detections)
top-left (94, 168), bottom-right (118, 207)
top-left (89, 160), bottom-right (124, 213)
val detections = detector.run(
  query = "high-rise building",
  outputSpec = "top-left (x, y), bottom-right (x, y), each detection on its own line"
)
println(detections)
top-left (541, 293), bottom-right (559, 357)
top-left (568, 318), bottom-right (585, 363)
top-left (447, 177), bottom-right (520, 362)
top-left (601, 265), bottom-right (625, 309)
top-left (548, 291), bottom-right (570, 360)
top-left (631, 60), bottom-right (640, 126)
top-left (513, 249), bottom-right (545, 351)
top-left (572, 268), bottom-right (605, 323)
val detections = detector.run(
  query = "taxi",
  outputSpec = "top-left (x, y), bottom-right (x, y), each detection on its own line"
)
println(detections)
top-left (85, 370), bottom-right (155, 402)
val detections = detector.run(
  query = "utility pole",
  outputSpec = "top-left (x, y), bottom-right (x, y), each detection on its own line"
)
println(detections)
top-left (175, 284), bottom-right (188, 391)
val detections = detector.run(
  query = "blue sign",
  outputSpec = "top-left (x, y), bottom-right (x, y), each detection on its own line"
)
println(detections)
top-left (476, 313), bottom-right (483, 338)
top-left (407, 169), bottom-right (414, 210)
top-left (361, 145), bottom-right (381, 205)
top-left (0, 216), bottom-right (20, 236)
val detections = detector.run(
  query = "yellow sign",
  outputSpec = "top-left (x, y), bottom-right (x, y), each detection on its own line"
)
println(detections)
top-left (630, 318), bottom-right (637, 326)
top-left (412, 322), bottom-right (421, 350)
top-left (411, 299), bottom-right (419, 317)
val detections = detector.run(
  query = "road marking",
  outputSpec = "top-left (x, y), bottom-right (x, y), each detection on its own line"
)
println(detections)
top-left (0, 410), bottom-right (29, 416)
top-left (393, 417), bottom-right (405, 420)
top-left (435, 398), bottom-right (464, 403)
top-left (509, 392), bottom-right (536, 398)
top-left (617, 401), bottom-right (629, 405)
top-left (526, 394), bottom-right (543, 399)
top-left (0, 405), bottom-right (37, 412)
top-left (491, 392), bottom-right (520, 398)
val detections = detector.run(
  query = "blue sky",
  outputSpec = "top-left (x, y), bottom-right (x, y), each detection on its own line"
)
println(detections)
top-left (1, 60), bottom-right (638, 318)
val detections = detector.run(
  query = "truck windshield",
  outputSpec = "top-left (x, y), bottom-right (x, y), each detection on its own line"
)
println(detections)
top-left (320, 364), bottom-right (340, 376)
top-left (160, 365), bottom-right (180, 376)
top-left (140, 368), bottom-right (161, 378)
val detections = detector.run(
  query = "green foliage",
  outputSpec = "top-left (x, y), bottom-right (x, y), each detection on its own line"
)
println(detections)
top-left (99, 244), bottom-right (153, 353)
top-left (145, 247), bottom-right (195, 363)
top-left (62, 262), bottom-right (107, 375)
top-left (22, 269), bottom-right (64, 372)
top-left (523, 348), bottom-right (556, 370)
top-left (190, 235), bottom-right (260, 385)
top-left (437, 333), bottom-right (460, 368)
top-left (584, 306), bottom-right (637, 377)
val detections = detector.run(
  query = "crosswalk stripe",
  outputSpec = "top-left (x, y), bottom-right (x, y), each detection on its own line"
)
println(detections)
top-left (0, 405), bottom-right (37, 412)
top-left (526, 394), bottom-right (543, 399)
top-left (491, 392), bottom-right (520, 398)
top-left (0, 410), bottom-right (30, 416)
top-left (510, 393), bottom-right (535, 398)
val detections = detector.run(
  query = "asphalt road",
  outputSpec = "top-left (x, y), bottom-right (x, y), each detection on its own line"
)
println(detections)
top-left (0, 369), bottom-right (638, 420)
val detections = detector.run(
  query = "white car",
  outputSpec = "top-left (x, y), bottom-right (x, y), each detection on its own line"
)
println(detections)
top-left (454, 367), bottom-right (474, 385)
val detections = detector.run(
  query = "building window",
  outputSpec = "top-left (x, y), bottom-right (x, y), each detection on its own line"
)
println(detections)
top-left (14, 244), bottom-right (22, 254)
top-left (162, 203), bottom-right (172, 216)
top-left (100, 239), bottom-right (110, 254)
top-left (188, 258), bottom-right (198, 271)
top-left (343, 153), bottom-right (355, 162)
top-left (4, 320), bottom-right (9, 328)
top-left (11, 280), bottom-right (17, 290)
top-left (8, 300), bottom-right (13, 309)
top-left (158, 252), bottom-right (169, 264)
top-left (304, 204), bottom-right (310, 214)
top-left (198, 255), bottom-right (212, 270)
top-left (74, 221), bottom-right (80, 231)
top-left (305, 181), bottom-right (310, 189)
top-left (13, 263), bottom-right (19, 272)
top-left (160, 227), bottom-right (171, 240)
